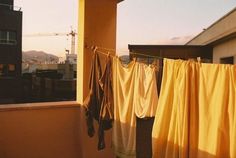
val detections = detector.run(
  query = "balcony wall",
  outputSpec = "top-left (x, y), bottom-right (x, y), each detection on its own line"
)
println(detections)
top-left (0, 0), bottom-right (119, 157)
top-left (0, 102), bottom-right (114, 158)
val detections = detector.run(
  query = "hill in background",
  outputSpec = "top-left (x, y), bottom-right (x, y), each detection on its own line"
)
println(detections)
top-left (22, 50), bottom-right (59, 63)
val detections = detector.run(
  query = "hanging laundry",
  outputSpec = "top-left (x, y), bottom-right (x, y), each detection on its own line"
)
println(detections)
top-left (83, 51), bottom-right (113, 150)
top-left (197, 63), bottom-right (236, 157)
top-left (112, 57), bottom-right (137, 158)
top-left (134, 62), bottom-right (158, 158)
top-left (152, 58), bottom-right (236, 158)
top-left (152, 59), bottom-right (192, 158)
top-left (136, 117), bottom-right (155, 158)
top-left (84, 52), bottom-right (103, 137)
top-left (112, 57), bottom-right (158, 158)
top-left (134, 63), bottom-right (158, 118)
top-left (97, 55), bottom-right (113, 150)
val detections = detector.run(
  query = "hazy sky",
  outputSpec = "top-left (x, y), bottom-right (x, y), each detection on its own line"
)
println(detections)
top-left (15, 0), bottom-right (236, 56)
top-left (15, 0), bottom-right (78, 57)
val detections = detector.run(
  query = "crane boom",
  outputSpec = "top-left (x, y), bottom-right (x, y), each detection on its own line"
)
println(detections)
top-left (23, 33), bottom-right (68, 37)
top-left (23, 30), bottom-right (77, 55)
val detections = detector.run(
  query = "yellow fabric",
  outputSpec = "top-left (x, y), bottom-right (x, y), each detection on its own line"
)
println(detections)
top-left (112, 58), bottom-right (158, 158)
top-left (134, 63), bottom-right (158, 118)
top-left (152, 58), bottom-right (236, 158)
top-left (112, 57), bottom-right (137, 158)
top-left (198, 63), bottom-right (236, 157)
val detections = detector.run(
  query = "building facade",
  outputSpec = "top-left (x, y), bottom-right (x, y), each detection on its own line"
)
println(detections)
top-left (0, 0), bottom-right (22, 103)
top-left (186, 7), bottom-right (236, 64)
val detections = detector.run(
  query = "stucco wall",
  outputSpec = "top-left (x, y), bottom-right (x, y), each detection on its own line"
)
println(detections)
top-left (213, 38), bottom-right (236, 63)
top-left (0, 102), bottom-right (114, 158)
top-left (78, 0), bottom-right (117, 103)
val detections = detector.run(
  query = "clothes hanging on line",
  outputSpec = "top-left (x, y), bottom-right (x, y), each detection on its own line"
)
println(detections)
top-left (112, 57), bottom-right (137, 158)
top-left (152, 59), bottom-right (192, 158)
top-left (134, 63), bottom-right (158, 118)
top-left (83, 51), bottom-right (113, 150)
top-left (98, 55), bottom-right (114, 149)
top-left (152, 58), bottom-right (236, 158)
top-left (134, 63), bottom-right (158, 158)
top-left (136, 117), bottom-right (155, 158)
top-left (84, 46), bottom-right (160, 154)
top-left (88, 45), bottom-right (165, 60)
top-left (112, 57), bottom-right (158, 158)
top-left (84, 52), bottom-right (103, 137)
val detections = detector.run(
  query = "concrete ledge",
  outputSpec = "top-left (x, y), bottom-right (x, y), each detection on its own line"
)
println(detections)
top-left (0, 101), bottom-right (81, 112)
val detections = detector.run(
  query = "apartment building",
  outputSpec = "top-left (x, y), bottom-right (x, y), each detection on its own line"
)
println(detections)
top-left (0, 0), bottom-right (22, 103)
top-left (186, 7), bottom-right (236, 64)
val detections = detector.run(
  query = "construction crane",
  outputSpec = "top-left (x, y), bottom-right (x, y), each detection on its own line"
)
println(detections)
top-left (23, 29), bottom-right (77, 55)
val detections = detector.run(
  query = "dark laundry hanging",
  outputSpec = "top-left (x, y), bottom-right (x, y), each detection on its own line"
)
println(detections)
top-left (136, 117), bottom-right (155, 158)
top-left (84, 52), bottom-right (103, 138)
top-left (84, 50), bottom-right (113, 150)
top-left (98, 55), bottom-right (113, 150)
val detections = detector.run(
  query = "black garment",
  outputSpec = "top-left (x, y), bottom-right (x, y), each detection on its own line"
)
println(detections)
top-left (84, 52), bottom-right (113, 150)
top-left (84, 52), bottom-right (103, 138)
top-left (136, 117), bottom-right (155, 158)
top-left (98, 55), bottom-right (113, 150)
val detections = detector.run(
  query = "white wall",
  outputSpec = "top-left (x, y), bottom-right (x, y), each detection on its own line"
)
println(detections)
top-left (213, 38), bottom-right (236, 63)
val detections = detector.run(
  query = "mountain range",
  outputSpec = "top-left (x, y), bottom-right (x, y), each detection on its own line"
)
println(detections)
top-left (22, 50), bottom-right (59, 63)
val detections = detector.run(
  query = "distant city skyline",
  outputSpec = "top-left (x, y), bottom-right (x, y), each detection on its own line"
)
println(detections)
top-left (15, 0), bottom-right (236, 56)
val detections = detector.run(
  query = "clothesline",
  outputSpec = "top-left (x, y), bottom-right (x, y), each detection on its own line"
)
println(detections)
top-left (96, 46), bottom-right (116, 52)
top-left (130, 52), bottom-right (163, 59)
top-left (87, 45), bottom-right (203, 63)
top-left (87, 45), bottom-right (164, 59)
top-left (95, 49), bottom-right (116, 57)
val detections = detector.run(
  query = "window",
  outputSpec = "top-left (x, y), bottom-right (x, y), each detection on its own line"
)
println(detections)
top-left (8, 64), bottom-right (16, 76)
top-left (0, 2), bottom-right (13, 10)
top-left (0, 64), bottom-right (16, 77)
top-left (0, 30), bottom-right (17, 45)
top-left (0, 31), bottom-right (7, 43)
top-left (220, 56), bottom-right (234, 64)
top-left (0, 64), bottom-right (3, 76)
top-left (0, 64), bottom-right (8, 77)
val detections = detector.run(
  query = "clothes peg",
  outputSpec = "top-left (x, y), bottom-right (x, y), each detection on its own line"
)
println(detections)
top-left (197, 57), bottom-right (201, 63)
top-left (93, 46), bottom-right (98, 54)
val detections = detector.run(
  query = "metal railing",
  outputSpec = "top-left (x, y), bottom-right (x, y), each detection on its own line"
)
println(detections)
top-left (0, 3), bottom-right (21, 11)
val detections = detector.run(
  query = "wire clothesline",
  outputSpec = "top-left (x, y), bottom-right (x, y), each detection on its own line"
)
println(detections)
top-left (87, 45), bottom-right (164, 59)
top-left (95, 50), bottom-right (116, 57)
top-left (86, 45), bottom-right (203, 63)
top-left (130, 52), bottom-right (163, 59)
top-left (86, 45), bottom-right (162, 71)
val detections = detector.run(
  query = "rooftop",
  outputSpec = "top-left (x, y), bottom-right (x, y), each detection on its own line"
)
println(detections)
top-left (186, 6), bottom-right (236, 45)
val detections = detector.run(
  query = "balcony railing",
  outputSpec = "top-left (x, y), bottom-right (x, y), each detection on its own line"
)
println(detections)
top-left (0, 3), bottom-right (21, 11)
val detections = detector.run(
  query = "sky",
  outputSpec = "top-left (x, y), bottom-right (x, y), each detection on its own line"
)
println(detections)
top-left (15, 0), bottom-right (236, 56)
top-left (15, 0), bottom-right (78, 58)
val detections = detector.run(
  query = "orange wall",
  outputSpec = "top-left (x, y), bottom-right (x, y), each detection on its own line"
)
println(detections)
top-left (80, 1), bottom-right (118, 156)
top-left (0, 0), bottom-right (119, 157)
top-left (78, 0), bottom-right (117, 103)
top-left (0, 102), bottom-right (114, 158)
